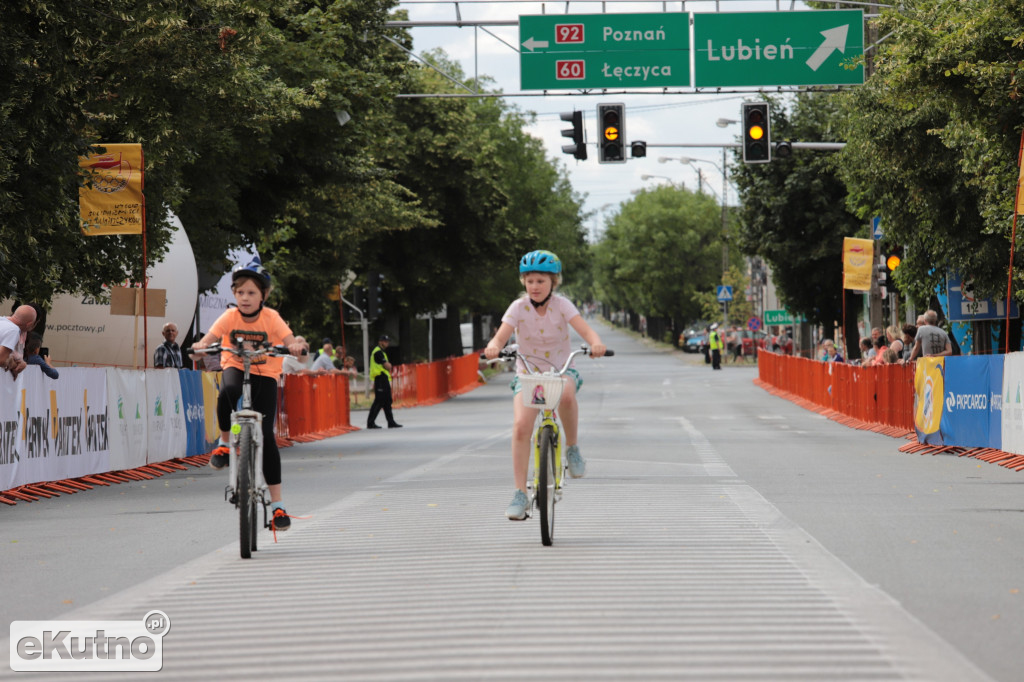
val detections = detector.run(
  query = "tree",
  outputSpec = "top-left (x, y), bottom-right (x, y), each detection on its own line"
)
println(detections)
top-left (593, 184), bottom-right (725, 334)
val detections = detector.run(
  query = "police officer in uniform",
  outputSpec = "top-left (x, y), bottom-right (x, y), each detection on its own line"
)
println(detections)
top-left (367, 334), bottom-right (402, 429)
top-left (709, 323), bottom-right (724, 370)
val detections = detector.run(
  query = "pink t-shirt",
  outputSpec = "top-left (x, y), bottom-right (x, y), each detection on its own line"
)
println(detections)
top-left (501, 294), bottom-right (581, 374)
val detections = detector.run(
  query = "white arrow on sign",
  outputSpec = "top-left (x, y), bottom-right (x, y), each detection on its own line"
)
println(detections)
top-left (521, 37), bottom-right (549, 52)
top-left (805, 25), bottom-right (849, 72)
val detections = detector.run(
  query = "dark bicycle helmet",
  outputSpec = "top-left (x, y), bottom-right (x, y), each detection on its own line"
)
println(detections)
top-left (519, 250), bottom-right (562, 274)
top-left (232, 256), bottom-right (271, 293)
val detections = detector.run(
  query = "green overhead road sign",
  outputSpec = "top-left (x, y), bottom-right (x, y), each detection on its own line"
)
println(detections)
top-left (764, 309), bottom-right (803, 326)
top-left (519, 13), bottom-right (690, 90)
top-left (693, 9), bottom-right (864, 87)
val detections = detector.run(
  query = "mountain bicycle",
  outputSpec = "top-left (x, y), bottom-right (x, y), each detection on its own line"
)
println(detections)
top-left (189, 339), bottom-right (292, 559)
top-left (486, 344), bottom-right (613, 546)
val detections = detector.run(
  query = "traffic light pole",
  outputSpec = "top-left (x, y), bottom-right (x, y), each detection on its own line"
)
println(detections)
top-left (341, 295), bottom-right (372, 399)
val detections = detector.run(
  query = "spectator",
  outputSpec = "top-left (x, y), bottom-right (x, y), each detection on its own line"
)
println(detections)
top-left (886, 324), bottom-right (904, 359)
top-left (900, 324), bottom-right (917, 363)
top-left (871, 335), bottom-right (889, 366)
top-left (858, 337), bottom-right (872, 363)
top-left (340, 355), bottom-right (358, 378)
top-left (909, 309), bottom-right (952, 361)
top-left (310, 344), bottom-right (339, 374)
top-left (316, 337), bottom-right (338, 367)
top-left (881, 348), bottom-right (899, 364)
top-left (819, 339), bottom-right (844, 363)
top-left (281, 336), bottom-right (311, 374)
top-left (727, 326), bottom-right (742, 363)
top-left (24, 332), bottom-right (58, 380)
top-left (153, 322), bottom-right (183, 368)
top-left (0, 305), bottom-right (37, 379)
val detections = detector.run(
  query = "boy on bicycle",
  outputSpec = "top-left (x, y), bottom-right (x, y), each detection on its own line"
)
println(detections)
top-left (192, 258), bottom-right (307, 531)
top-left (483, 250), bottom-right (607, 520)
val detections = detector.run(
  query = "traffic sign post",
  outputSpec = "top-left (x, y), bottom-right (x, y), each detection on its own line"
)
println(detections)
top-left (519, 13), bottom-right (690, 90)
top-left (693, 10), bottom-right (863, 87)
top-left (716, 285), bottom-right (733, 302)
top-left (764, 309), bottom-right (801, 326)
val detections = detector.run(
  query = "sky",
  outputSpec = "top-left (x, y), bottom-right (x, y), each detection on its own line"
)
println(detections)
top-left (399, 0), bottom-right (830, 240)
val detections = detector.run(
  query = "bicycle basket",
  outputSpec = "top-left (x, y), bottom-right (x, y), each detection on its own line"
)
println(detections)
top-left (519, 373), bottom-right (565, 409)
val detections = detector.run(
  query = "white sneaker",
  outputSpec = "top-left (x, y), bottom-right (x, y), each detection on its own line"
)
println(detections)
top-left (567, 445), bottom-right (586, 478)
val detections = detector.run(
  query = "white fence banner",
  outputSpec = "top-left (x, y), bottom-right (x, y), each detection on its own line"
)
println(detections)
top-left (1001, 352), bottom-right (1024, 455)
top-left (107, 368), bottom-right (148, 472)
top-left (0, 367), bottom-right (108, 491)
top-left (145, 369), bottom-right (187, 463)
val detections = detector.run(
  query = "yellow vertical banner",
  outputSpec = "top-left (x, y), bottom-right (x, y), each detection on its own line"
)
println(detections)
top-left (79, 143), bottom-right (144, 235)
top-left (842, 237), bottom-right (874, 291)
top-left (1016, 162), bottom-right (1024, 214)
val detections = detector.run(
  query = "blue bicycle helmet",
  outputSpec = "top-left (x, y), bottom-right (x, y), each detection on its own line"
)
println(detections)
top-left (232, 256), bottom-right (271, 294)
top-left (519, 250), bottom-right (562, 274)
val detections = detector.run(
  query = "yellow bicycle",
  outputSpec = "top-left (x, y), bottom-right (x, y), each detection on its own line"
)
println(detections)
top-left (489, 345), bottom-right (613, 546)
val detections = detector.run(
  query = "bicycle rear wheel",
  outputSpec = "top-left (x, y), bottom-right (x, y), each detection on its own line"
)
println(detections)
top-left (538, 425), bottom-right (557, 546)
top-left (238, 424), bottom-right (257, 559)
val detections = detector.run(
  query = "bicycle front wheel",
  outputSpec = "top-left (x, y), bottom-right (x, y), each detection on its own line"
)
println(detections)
top-left (237, 424), bottom-right (257, 559)
top-left (538, 425), bottom-right (557, 546)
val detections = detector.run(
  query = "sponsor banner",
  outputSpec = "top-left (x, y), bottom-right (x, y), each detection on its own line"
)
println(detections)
top-left (106, 369), bottom-right (149, 472)
top-left (1001, 353), bottom-right (1024, 455)
top-left (145, 370), bottom-right (187, 463)
top-left (842, 237), bottom-right (874, 291)
top-left (940, 356), bottom-right (1002, 449)
top-left (200, 371), bottom-right (222, 449)
top-left (914, 358), bottom-right (945, 445)
top-left (0, 368), bottom-right (108, 491)
top-left (178, 370), bottom-right (206, 457)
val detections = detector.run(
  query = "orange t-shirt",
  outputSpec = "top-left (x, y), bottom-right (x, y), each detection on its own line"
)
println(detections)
top-left (207, 307), bottom-right (293, 380)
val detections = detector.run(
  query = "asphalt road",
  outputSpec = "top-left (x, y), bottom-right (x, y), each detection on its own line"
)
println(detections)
top-left (3, 322), bottom-right (1022, 681)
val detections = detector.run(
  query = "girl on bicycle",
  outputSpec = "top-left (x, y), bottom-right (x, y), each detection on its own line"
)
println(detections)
top-left (192, 257), bottom-right (307, 531)
top-left (484, 250), bottom-right (607, 520)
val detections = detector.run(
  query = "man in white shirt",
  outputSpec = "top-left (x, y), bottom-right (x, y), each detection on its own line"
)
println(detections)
top-left (0, 305), bottom-right (38, 379)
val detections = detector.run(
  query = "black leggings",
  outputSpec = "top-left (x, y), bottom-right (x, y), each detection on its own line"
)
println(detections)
top-left (217, 368), bottom-right (282, 486)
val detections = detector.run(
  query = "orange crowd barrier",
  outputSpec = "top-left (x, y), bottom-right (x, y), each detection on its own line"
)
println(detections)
top-left (756, 352), bottom-right (914, 434)
top-left (392, 352), bottom-right (482, 407)
top-left (280, 373), bottom-right (357, 443)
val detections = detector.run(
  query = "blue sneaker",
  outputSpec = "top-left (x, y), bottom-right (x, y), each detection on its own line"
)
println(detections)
top-left (566, 445), bottom-right (586, 478)
top-left (505, 489), bottom-right (529, 520)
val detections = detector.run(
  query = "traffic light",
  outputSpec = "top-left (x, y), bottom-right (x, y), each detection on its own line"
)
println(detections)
top-left (884, 250), bottom-right (902, 296)
top-left (774, 140), bottom-right (793, 158)
top-left (875, 257), bottom-right (888, 299)
top-left (597, 103), bottom-right (626, 164)
top-left (741, 102), bottom-right (771, 164)
top-left (631, 140), bottom-right (647, 158)
top-left (559, 110), bottom-right (586, 160)
top-left (367, 272), bottom-right (384, 319)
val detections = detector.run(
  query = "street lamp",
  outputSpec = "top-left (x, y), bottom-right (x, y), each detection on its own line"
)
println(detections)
top-left (716, 117), bottom-right (739, 128)
top-left (640, 174), bottom-right (681, 188)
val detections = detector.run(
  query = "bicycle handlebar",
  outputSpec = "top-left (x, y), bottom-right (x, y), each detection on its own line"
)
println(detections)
top-left (188, 341), bottom-right (300, 359)
top-left (480, 344), bottom-right (614, 374)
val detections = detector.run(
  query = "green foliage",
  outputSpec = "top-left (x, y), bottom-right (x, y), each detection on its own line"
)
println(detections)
top-left (835, 0), bottom-right (1024, 305)
top-left (593, 185), bottom-right (724, 324)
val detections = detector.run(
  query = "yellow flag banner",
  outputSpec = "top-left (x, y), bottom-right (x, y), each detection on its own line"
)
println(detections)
top-left (79, 143), bottom-right (144, 235)
top-left (842, 237), bottom-right (874, 291)
top-left (1016, 161), bottom-right (1024, 214)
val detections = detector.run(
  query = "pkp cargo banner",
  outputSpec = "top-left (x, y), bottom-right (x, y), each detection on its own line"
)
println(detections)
top-left (106, 368), bottom-right (148, 472)
top-left (940, 356), bottom-right (1003, 449)
top-left (145, 370), bottom-right (187, 463)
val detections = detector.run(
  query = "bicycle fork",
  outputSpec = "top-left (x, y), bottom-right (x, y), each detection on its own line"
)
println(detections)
top-left (225, 410), bottom-right (270, 525)
top-left (531, 414), bottom-right (564, 502)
